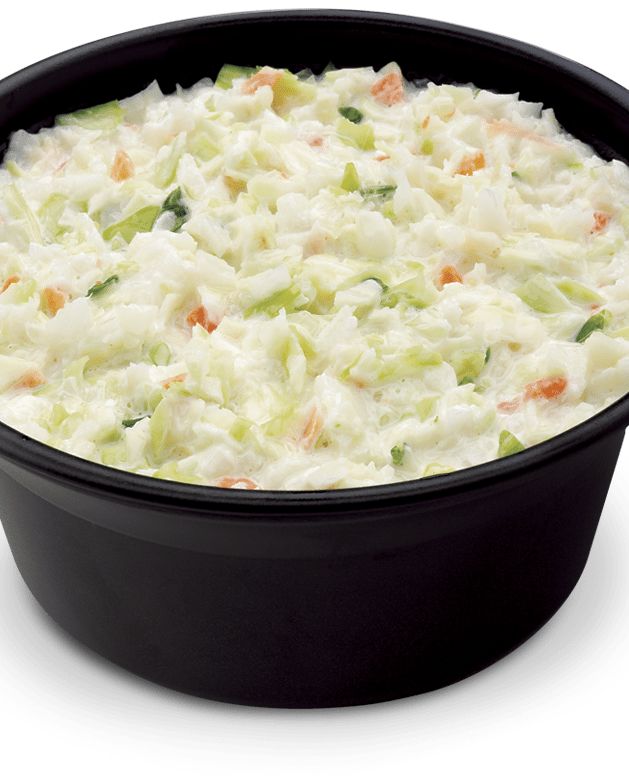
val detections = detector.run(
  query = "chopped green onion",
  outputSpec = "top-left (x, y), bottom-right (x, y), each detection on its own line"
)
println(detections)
top-left (420, 138), bottom-right (434, 155)
top-left (341, 162), bottom-right (361, 192)
top-left (160, 187), bottom-right (189, 231)
top-left (360, 185), bottom-right (397, 201)
top-left (498, 430), bottom-right (525, 458)
top-left (87, 275), bottom-right (119, 298)
top-left (575, 309), bottom-right (612, 343)
top-left (511, 170), bottom-right (522, 180)
top-left (122, 415), bottom-right (150, 429)
top-left (338, 106), bottom-right (363, 124)
top-left (484, 346), bottom-right (492, 364)
top-left (391, 444), bottom-right (407, 466)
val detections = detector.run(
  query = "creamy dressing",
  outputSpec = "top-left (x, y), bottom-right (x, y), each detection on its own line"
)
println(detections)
top-left (0, 64), bottom-right (628, 490)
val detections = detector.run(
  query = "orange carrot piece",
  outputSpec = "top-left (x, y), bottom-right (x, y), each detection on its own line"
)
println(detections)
top-left (456, 151), bottom-right (485, 176)
top-left (421, 116), bottom-right (431, 129)
top-left (215, 476), bottom-right (259, 490)
top-left (1, 274), bottom-right (20, 293)
top-left (186, 305), bottom-right (218, 333)
top-left (110, 150), bottom-right (135, 182)
top-left (439, 265), bottom-right (463, 286)
top-left (242, 68), bottom-right (282, 95)
top-left (524, 376), bottom-right (568, 401)
top-left (54, 159), bottom-right (69, 174)
top-left (497, 398), bottom-right (522, 413)
top-left (591, 211), bottom-right (610, 234)
top-left (13, 370), bottom-right (45, 390)
top-left (307, 136), bottom-right (324, 148)
top-left (374, 152), bottom-right (390, 161)
top-left (486, 119), bottom-right (557, 147)
top-left (300, 407), bottom-right (323, 450)
top-left (41, 286), bottom-right (68, 317)
top-left (161, 373), bottom-right (187, 389)
top-left (370, 72), bottom-right (404, 106)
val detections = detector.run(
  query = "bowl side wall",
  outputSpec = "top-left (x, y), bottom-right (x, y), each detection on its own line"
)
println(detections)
top-left (1, 427), bottom-right (623, 705)
top-left (1, 12), bottom-right (627, 164)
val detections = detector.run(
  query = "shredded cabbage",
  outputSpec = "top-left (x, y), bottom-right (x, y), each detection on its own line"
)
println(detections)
top-left (1, 64), bottom-right (629, 490)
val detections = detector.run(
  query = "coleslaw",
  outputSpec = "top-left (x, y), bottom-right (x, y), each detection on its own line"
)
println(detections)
top-left (0, 63), bottom-right (628, 490)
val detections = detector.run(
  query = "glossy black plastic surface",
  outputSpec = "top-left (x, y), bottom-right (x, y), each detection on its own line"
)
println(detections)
top-left (0, 11), bottom-right (628, 707)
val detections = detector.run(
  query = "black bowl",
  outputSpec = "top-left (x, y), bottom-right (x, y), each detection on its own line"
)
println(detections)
top-left (1, 10), bottom-right (628, 708)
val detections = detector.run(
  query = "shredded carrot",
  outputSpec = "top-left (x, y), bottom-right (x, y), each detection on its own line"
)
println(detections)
top-left (455, 151), bottom-right (485, 176)
top-left (421, 116), bottom-right (431, 129)
top-left (300, 407), bottom-right (323, 450)
top-left (524, 376), bottom-right (568, 401)
top-left (498, 398), bottom-right (522, 413)
top-left (242, 68), bottom-right (282, 95)
top-left (371, 72), bottom-right (405, 106)
top-left (215, 476), bottom-right (259, 490)
top-left (374, 152), bottom-right (390, 161)
top-left (13, 370), bottom-right (45, 390)
top-left (161, 373), bottom-right (187, 389)
top-left (1, 274), bottom-right (20, 293)
top-left (591, 211), bottom-right (610, 234)
top-left (486, 119), bottom-right (557, 147)
top-left (186, 305), bottom-right (218, 333)
top-left (41, 286), bottom-right (68, 317)
top-left (110, 150), bottom-right (134, 182)
top-left (307, 136), bottom-right (324, 148)
top-left (439, 265), bottom-right (463, 286)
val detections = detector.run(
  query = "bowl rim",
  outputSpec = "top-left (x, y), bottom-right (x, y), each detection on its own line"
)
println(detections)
top-left (0, 8), bottom-right (628, 514)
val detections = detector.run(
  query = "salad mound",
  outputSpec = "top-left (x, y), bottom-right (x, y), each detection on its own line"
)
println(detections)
top-left (0, 64), bottom-right (628, 490)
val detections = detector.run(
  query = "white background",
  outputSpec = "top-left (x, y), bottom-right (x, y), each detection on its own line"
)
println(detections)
top-left (0, 2), bottom-right (627, 776)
